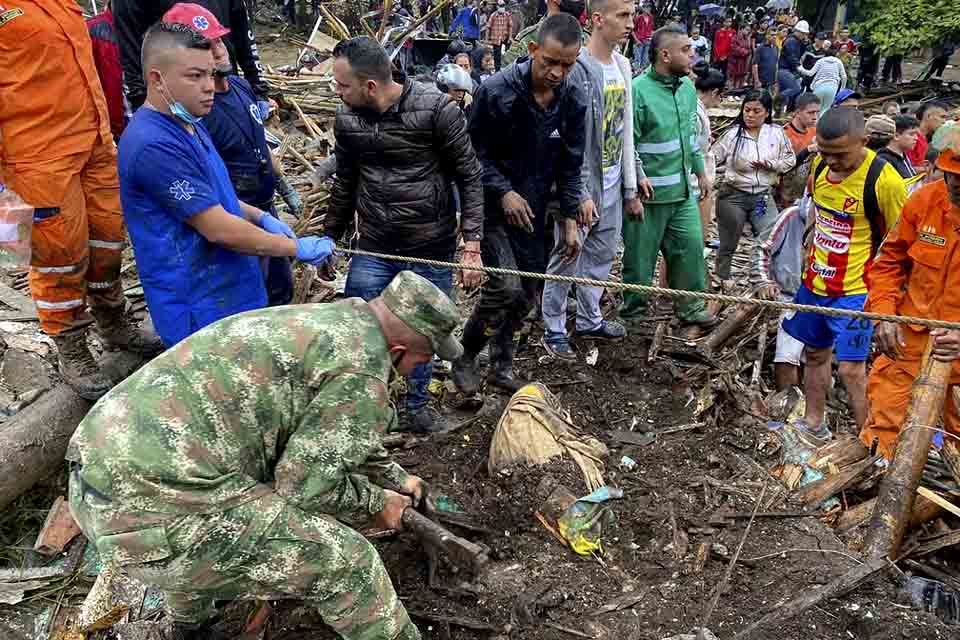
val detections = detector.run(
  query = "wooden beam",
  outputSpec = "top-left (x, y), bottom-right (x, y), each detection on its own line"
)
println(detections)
top-left (864, 340), bottom-right (952, 560)
top-left (917, 486), bottom-right (960, 519)
top-left (795, 455), bottom-right (880, 507)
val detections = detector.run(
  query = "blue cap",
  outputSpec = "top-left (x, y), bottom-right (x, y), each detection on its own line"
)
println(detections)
top-left (833, 89), bottom-right (862, 107)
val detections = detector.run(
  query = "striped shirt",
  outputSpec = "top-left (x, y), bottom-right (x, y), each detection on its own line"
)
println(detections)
top-left (800, 55), bottom-right (846, 90)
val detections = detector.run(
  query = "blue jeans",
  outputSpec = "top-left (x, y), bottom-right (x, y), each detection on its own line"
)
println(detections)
top-left (777, 69), bottom-right (801, 110)
top-left (344, 255), bottom-right (453, 412)
top-left (633, 40), bottom-right (650, 69)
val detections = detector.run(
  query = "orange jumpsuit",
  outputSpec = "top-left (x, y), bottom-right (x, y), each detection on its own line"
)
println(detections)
top-left (0, 0), bottom-right (124, 335)
top-left (861, 179), bottom-right (960, 459)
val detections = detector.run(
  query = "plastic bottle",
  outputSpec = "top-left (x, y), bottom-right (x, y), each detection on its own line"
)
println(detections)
top-left (0, 182), bottom-right (33, 268)
top-left (903, 575), bottom-right (960, 625)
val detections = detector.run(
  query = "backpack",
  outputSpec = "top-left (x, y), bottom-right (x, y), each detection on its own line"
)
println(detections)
top-left (811, 155), bottom-right (889, 253)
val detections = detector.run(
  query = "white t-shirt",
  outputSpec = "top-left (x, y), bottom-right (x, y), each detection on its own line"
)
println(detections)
top-left (600, 60), bottom-right (625, 200)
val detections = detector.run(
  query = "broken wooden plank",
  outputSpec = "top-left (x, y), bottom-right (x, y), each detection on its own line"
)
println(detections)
top-left (864, 341), bottom-right (952, 560)
top-left (732, 555), bottom-right (890, 640)
top-left (795, 455), bottom-right (881, 507)
top-left (808, 436), bottom-right (869, 472)
top-left (907, 530), bottom-right (960, 559)
top-left (0, 282), bottom-right (37, 321)
top-left (941, 439), bottom-right (960, 486)
top-left (700, 305), bottom-right (755, 356)
top-left (836, 495), bottom-right (941, 534)
top-left (34, 496), bottom-right (82, 556)
top-left (917, 486), bottom-right (960, 519)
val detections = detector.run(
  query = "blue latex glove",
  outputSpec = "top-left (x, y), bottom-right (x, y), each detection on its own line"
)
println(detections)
top-left (295, 236), bottom-right (335, 266)
top-left (260, 213), bottom-right (296, 239)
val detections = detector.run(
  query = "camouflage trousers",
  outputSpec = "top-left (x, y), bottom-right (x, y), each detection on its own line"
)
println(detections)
top-left (72, 491), bottom-right (420, 640)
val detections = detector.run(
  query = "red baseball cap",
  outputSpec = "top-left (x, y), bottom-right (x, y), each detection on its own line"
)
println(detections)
top-left (162, 3), bottom-right (231, 40)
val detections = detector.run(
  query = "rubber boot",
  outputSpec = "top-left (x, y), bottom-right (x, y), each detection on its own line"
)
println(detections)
top-left (452, 314), bottom-right (490, 396)
top-left (487, 329), bottom-right (526, 393)
top-left (52, 328), bottom-right (115, 400)
top-left (91, 306), bottom-right (164, 357)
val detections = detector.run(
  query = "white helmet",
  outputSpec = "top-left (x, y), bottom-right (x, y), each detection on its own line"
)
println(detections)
top-left (794, 20), bottom-right (810, 34)
top-left (437, 64), bottom-right (473, 93)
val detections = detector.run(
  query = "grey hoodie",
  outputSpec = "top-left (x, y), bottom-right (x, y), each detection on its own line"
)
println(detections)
top-left (566, 48), bottom-right (638, 210)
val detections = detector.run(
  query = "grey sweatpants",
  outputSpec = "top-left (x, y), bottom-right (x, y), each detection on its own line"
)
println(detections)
top-left (542, 189), bottom-right (623, 335)
top-left (715, 187), bottom-right (779, 281)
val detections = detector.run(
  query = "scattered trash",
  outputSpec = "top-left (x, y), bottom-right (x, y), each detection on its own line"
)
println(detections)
top-left (488, 384), bottom-right (608, 490)
top-left (903, 575), bottom-right (960, 625)
top-left (585, 347), bottom-right (599, 366)
top-left (619, 456), bottom-right (637, 471)
top-left (552, 486), bottom-right (623, 556)
top-left (433, 495), bottom-right (463, 513)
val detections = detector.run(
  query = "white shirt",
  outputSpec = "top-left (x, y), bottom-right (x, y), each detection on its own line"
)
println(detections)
top-left (600, 60), bottom-right (626, 199)
top-left (712, 123), bottom-right (797, 194)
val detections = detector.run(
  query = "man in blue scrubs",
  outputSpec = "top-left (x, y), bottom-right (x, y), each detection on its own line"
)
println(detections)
top-left (164, 3), bottom-right (301, 306)
top-left (118, 22), bottom-right (334, 347)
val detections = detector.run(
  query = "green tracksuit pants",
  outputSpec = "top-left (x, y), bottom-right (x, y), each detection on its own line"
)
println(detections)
top-left (620, 196), bottom-right (708, 322)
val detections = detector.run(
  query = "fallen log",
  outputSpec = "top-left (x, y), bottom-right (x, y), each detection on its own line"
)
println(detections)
top-left (0, 351), bottom-right (143, 511)
top-left (864, 341), bottom-right (952, 560)
top-left (732, 555), bottom-right (891, 640)
top-left (700, 305), bottom-right (756, 356)
top-left (808, 436), bottom-right (869, 472)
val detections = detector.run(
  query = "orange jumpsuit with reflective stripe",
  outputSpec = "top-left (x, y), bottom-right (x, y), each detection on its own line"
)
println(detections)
top-left (0, 0), bottom-right (124, 335)
top-left (861, 179), bottom-right (960, 459)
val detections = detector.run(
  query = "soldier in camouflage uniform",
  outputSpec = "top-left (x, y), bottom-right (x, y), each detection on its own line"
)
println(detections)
top-left (67, 271), bottom-right (464, 640)
top-left (502, 0), bottom-right (588, 66)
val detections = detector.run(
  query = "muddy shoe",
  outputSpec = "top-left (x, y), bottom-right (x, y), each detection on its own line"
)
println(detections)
top-left (92, 307), bottom-right (164, 357)
top-left (576, 320), bottom-right (626, 341)
top-left (452, 353), bottom-right (482, 396)
top-left (488, 367), bottom-right (527, 393)
top-left (52, 328), bottom-right (115, 401)
top-left (541, 332), bottom-right (576, 362)
top-left (400, 406), bottom-right (455, 434)
top-left (792, 419), bottom-right (833, 448)
top-left (680, 310), bottom-right (720, 330)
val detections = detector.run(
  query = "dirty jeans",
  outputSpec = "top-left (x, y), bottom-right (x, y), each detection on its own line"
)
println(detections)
top-left (777, 69), bottom-right (802, 111)
top-left (344, 254), bottom-right (452, 412)
top-left (542, 189), bottom-right (622, 335)
top-left (461, 223), bottom-right (546, 356)
top-left (715, 187), bottom-right (779, 281)
top-left (620, 196), bottom-right (707, 322)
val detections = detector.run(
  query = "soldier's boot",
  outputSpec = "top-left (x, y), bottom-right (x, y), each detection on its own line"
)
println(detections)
top-left (52, 328), bottom-right (114, 401)
top-left (487, 329), bottom-right (526, 393)
top-left (452, 315), bottom-right (489, 396)
top-left (402, 405), bottom-right (455, 434)
top-left (91, 306), bottom-right (164, 357)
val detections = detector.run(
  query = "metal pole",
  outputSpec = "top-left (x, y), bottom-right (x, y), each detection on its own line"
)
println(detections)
top-left (90, 0), bottom-right (99, 16)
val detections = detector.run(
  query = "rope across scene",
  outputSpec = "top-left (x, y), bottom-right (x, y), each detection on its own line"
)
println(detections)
top-left (339, 248), bottom-right (960, 331)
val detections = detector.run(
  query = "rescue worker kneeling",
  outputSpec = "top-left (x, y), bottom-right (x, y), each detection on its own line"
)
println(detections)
top-left (861, 124), bottom-right (960, 460)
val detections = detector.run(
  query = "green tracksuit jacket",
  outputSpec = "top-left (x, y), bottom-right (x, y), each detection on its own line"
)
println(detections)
top-left (632, 67), bottom-right (705, 205)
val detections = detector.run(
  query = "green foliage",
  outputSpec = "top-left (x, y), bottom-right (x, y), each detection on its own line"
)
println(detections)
top-left (853, 0), bottom-right (960, 55)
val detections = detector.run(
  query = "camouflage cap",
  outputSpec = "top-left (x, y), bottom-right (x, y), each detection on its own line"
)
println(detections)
top-left (381, 271), bottom-right (463, 361)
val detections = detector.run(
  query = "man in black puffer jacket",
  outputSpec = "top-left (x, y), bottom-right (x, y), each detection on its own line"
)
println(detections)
top-left (325, 36), bottom-right (484, 434)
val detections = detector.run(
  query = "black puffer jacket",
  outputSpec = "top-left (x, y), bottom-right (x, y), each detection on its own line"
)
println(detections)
top-left (325, 81), bottom-right (484, 261)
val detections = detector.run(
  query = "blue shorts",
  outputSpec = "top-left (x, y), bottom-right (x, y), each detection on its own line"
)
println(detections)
top-left (782, 285), bottom-right (874, 362)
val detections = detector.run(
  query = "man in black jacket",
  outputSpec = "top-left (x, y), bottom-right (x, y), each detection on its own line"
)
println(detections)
top-left (112, 0), bottom-right (268, 110)
top-left (325, 36), bottom-right (484, 434)
top-left (453, 14), bottom-right (586, 395)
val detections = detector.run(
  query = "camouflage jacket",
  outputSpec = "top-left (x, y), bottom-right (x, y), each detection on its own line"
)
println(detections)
top-left (502, 16), bottom-right (590, 67)
top-left (67, 300), bottom-right (410, 535)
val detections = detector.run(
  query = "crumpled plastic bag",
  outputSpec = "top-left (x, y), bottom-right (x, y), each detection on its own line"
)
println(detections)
top-left (488, 383), bottom-right (608, 490)
top-left (557, 486), bottom-right (623, 556)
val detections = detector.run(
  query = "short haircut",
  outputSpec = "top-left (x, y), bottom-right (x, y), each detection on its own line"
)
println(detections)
top-left (650, 24), bottom-right (687, 65)
top-left (917, 100), bottom-right (949, 120)
top-left (590, 0), bottom-right (618, 15)
top-left (140, 21), bottom-right (211, 72)
top-left (537, 13), bottom-right (582, 47)
top-left (882, 100), bottom-right (900, 114)
top-left (333, 36), bottom-right (392, 83)
top-left (818, 106), bottom-right (865, 140)
top-left (693, 63), bottom-right (725, 92)
top-left (894, 115), bottom-right (920, 134)
top-left (795, 93), bottom-right (821, 110)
